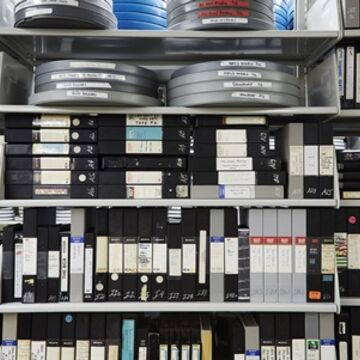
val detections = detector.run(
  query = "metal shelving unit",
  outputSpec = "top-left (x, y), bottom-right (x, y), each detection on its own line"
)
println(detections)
top-left (0, 0), bottom-right (344, 315)
top-left (0, 302), bottom-right (338, 313)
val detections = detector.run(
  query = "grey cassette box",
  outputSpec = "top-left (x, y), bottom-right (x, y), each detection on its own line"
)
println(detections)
top-left (263, 209), bottom-right (278, 303)
top-left (279, 123), bottom-right (304, 199)
top-left (210, 209), bottom-right (225, 302)
top-left (70, 208), bottom-right (86, 303)
top-left (249, 208), bottom-right (264, 303)
top-left (292, 209), bottom-right (307, 303)
top-left (277, 209), bottom-right (293, 303)
top-left (0, 52), bottom-right (31, 105)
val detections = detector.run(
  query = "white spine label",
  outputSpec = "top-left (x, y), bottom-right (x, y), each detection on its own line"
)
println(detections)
top-left (25, 8), bottom-right (53, 17)
top-left (126, 114), bottom-right (163, 126)
top-left (169, 249), bottom-right (181, 277)
top-left (23, 237), bottom-right (37, 275)
top-left (224, 81), bottom-right (272, 88)
top-left (84, 248), bottom-right (93, 295)
top-left (210, 239), bottom-right (224, 273)
top-left (225, 237), bottom-right (238, 274)
top-left (14, 243), bottom-right (23, 299)
top-left (61, 236), bottom-right (69, 292)
top-left (198, 230), bottom-right (207, 284)
top-left (51, 73), bottom-right (125, 81)
top-left (221, 60), bottom-right (266, 68)
top-left (109, 242), bottom-right (123, 273)
top-left (182, 243), bottom-right (196, 274)
top-left (124, 243), bottom-right (137, 273)
top-left (70, 62), bottom-right (116, 70)
top-left (31, 341), bottom-right (46, 360)
top-left (292, 339), bottom-right (305, 360)
top-left (70, 237), bottom-right (84, 274)
top-left (57, 82), bottom-right (111, 89)
top-left (153, 243), bottom-right (167, 273)
top-left (218, 70), bottom-right (261, 78)
top-left (66, 90), bottom-right (108, 99)
top-left (202, 17), bottom-right (248, 24)
top-left (138, 243), bottom-right (152, 273)
top-left (304, 145), bottom-right (319, 176)
top-left (48, 251), bottom-right (60, 278)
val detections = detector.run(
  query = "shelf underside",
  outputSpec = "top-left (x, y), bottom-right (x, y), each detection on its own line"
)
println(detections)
top-left (0, 28), bottom-right (340, 65)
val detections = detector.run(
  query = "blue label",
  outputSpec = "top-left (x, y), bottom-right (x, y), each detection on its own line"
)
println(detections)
top-left (70, 236), bottom-right (84, 244)
top-left (126, 127), bottom-right (162, 140)
top-left (65, 314), bottom-right (73, 323)
top-left (210, 236), bottom-right (224, 243)
top-left (321, 339), bottom-right (335, 346)
top-left (246, 350), bottom-right (261, 356)
top-left (2, 340), bottom-right (16, 346)
top-left (122, 320), bottom-right (135, 360)
top-left (219, 185), bottom-right (225, 199)
top-left (322, 275), bottom-right (333, 282)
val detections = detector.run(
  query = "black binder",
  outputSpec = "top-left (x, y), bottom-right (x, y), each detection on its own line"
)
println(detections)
top-left (108, 208), bottom-right (124, 302)
top-left (151, 208), bottom-right (168, 301)
top-left (137, 208), bottom-right (153, 302)
top-left (123, 208), bottom-right (138, 301)
top-left (181, 208), bottom-right (197, 301)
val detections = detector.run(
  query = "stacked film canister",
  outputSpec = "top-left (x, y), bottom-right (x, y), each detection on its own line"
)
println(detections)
top-left (113, 0), bottom-right (167, 30)
top-left (274, 0), bottom-right (294, 30)
top-left (167, 60), bottom-right (302, 107)
top-left (167, 0), bottom-right (275, 30)
top-left (29, 60), bottom-right (161, 106)
top-left (14, 0), bottom-right (117, 29)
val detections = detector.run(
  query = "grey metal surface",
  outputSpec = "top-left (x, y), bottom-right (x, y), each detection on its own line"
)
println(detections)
top-left (168, 69), bottom-right (301, 88)
top-left (168, 90), bottom-right (301, 106)
top-left (36, 60), bottom-right (157, 81)
top-left (29, 89), bottom-right (161, 106)
top-left (15, 4), bottom-right (117, 29)
top-left (35, 80), bottom-right (157, 97)
top-left (35, 70), bottom-right (158, 91)
top-left (167, 80), bottom-right (302, 98)
top-left (167, 1), bottom-right (274, 23)
top-left (171, 59), bottom-right (295, 77)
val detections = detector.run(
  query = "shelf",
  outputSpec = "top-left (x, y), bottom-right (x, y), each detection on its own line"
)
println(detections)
top-left (0, 28), bottom-right (341, 65)
top-left (0, 105), bottom-right (339, 117)
top-left (0, 199), bottom-right (337, 208)
top-left (0, 302), bottom-right (338, 313)
top-left (340, 298), bottom-right (360, 306)
top-left (339, 200), bottom-right (360, 207)
top-left (344, 30), bottom-right (360, 38)
top-left (336, 109), bottom-right (360, 118)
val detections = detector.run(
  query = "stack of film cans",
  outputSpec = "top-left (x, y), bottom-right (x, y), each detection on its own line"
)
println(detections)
top-left (98, 115), bottom-right (191, 199)
top-left (29, 60), bottom-right (161, 106)
top-left (167, 0), bottom-right (275, 30)
top-left (14, 0), bottom-right (117, 29)
top-left (190, 116), bottom-right (286, 199)
top-left (274, 0), bottom-right (294, 30)
top-left (113, 0), bottom-right (167, 29)
top-left (167, 60), bottom-right (302, 107)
